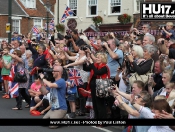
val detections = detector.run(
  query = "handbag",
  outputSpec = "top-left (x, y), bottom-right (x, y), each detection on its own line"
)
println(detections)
top-left (14, 64), bottom-right (27, 83)
top-left (129, 59), bottom-right (154, 86)
top-left (96, 70), bottom-right (113, 98)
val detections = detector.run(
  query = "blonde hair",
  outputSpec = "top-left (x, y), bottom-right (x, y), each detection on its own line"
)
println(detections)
top-left (132, 45), bottom-right (144, 58)
top-left (154, 95), bottom-right (166, 101)
top-left (96, 53), bottom-right (107, 63)
top-left (166, 22), bottom-right (174, 27)
top-left (165, 82), bottom-right (174, 89)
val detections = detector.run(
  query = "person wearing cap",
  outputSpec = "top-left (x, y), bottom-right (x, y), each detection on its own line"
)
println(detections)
top-left (11, 31), bottom-right (21, 42)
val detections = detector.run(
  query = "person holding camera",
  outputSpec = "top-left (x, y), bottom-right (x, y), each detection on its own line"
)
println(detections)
top-left (161, 22), bottom-right (175, 40)
top-left (39, 65), bottom-right (67, 129)
top-left (103, 38), bottom-right (123, 78)
top-left (132, 24), bottom-right (150, 36)
top-left (67, 30), bottom-right (85, 53)
top-left (158, 38), bottom-right (175, 59)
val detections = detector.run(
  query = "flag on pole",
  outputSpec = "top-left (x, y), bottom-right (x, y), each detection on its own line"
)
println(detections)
top-left (60, 6), bottom-right (73, 23)
top-left (8, 65), bottom-right (19, 98)
top-left (68, 68), bottom-right (83, 86)
top-left (32, 26), bottom-right (39, 34)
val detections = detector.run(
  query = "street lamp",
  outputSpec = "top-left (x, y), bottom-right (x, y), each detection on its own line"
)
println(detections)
top-left (44, 0), bottom-right (51, 38)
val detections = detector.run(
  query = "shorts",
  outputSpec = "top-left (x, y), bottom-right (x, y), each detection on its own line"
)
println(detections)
top-left (67, 94), bottom-right (76, 102)
top-left (2, 75), bottom-right (10, 81)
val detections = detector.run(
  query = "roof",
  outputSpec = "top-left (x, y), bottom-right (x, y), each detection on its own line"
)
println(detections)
top-left (0, 0), bottom-right (27, 16)
top-left (16, 0), bottom-right (55, 17)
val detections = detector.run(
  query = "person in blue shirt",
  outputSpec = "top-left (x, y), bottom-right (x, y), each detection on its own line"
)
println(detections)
top-left (11, 31), bottom-right (21, 41)
top-left (161, 22), bottom-right (175, 40)
top-left (39, 65), bottom-right (67, 129)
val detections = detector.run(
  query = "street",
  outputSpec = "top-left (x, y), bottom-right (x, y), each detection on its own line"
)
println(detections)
top-left (0, 92), bottom-right (123, 132)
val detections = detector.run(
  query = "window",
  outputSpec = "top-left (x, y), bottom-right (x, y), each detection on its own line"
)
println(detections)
top-left (12, 20), bottom-right (20, 34)
top-left (136, 0), bottom-right (144, 12)
top-left (88, 0), bottom-right (97, 16)
top-left (110, 0), bottom-right (121, 14)
top-left (20, 0), bottom-right (36, 8)
top-left (69, 0), bottom-right (77, 16)
top-left (34, 19), bottom-right (42, 28)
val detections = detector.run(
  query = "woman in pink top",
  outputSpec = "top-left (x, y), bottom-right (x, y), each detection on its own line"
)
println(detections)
top-left (28, 77), bottom-right (42, 110)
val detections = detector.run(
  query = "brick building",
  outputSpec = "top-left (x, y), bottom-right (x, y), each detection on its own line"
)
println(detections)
top-left (0, 0), bottom-right (56, 40)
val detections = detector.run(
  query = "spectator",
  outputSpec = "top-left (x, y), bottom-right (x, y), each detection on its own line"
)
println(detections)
top-left (10, 40), bottom-right (20, 54)
top-left (83, 52), bottom-right (109, 120)
top-left (29, 77), bottom-right (42, 110)
top-left (115, 91), bottom-right (152, 132)
top-left (161, 22), bottom-right (175, 40)
top-left (103, 38), bottom-right (123, 78)
top-left (125, 45), bottom-right (144, 74)
top-left (1, 47), bottom-right (12, 99)
top-left (143, 34), bottom-right (155, 46)
top-left (28, 42), bottom-right (48, 72)
top-left (30, 86), bottom-right (51, 115)
top-left (152, 61), bottom-right (164, 92)
top-left (39, 65), bottom-right (67, 129)
top-left (11, 31), bottom-right (21, 42)
top-left (148, 99), bottom-right (174, 132)
top-left (9, 50), bottom-right (31, 110)
top-left (126, 44), bottom-right (154, 76)
top-left (148, 70), bottom-right (173, 99)
top-left (68, 30), bottom-right (85, 53)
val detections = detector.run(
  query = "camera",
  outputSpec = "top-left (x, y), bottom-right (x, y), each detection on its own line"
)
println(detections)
top-left (159, 26), bottom-right (165, 30)
top-left (64, 35), bottom-right (72, 40)
top-left (124, 52), bottom-right (130, 56)
top-left (133, 31), bottom-right (144, 36)
top-left (39, 68), bottom-right (55, 82)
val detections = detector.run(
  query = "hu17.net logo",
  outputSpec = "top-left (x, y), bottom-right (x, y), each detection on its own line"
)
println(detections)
top-left (141, 3), bottom-right (175, 20)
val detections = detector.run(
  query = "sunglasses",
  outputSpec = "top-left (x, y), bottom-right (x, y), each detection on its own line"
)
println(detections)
top-left (142, 27), bottom-right (147, 29)
top-left (135, 94), bottom-right (146, 102)
top-left (13, 53), bottom-right (17, 55)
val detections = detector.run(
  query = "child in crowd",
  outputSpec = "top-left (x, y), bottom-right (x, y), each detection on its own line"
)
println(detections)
top-left (162, 22), bottom-right (175, 40)
top-left (28, 77), bottom-right (42, 109)
top-left (1, 47), bottom-right (12, 99)
top-left (30, 86), bottom-right (51, 115)
top-left (66, 81), bottom-right (77, 119)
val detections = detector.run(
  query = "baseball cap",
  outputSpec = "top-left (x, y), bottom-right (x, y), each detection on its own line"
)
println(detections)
top-left (13, 31), bottom-right (18, 34)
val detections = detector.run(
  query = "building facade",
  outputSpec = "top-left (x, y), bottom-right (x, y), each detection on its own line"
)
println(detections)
top-left (0, 0), bottom-right (55, 40)
top-left (55, 0), bottom-right (144, 33)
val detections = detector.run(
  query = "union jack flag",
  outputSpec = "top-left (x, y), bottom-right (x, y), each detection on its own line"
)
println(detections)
top-left (69, 68), bottom-right (83, 86)
top-left (60, 6), bottom-right (73, 23)
top-left (8, 65), bottom-right (19, 98)
top-left (32, 26), bottom-right (39, 34)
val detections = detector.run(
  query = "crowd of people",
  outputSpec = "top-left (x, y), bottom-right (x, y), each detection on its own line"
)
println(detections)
top-left (0, 22), bottom-right (175, 131)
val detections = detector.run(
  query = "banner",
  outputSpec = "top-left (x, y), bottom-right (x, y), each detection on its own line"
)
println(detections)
top-left (0, 119), bottom-right (174, 126)
top-left (84, 30), bottom-right (161, 37)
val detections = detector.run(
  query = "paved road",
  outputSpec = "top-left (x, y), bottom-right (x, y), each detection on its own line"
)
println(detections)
top-left (0, 92), bottom-right (123, 132)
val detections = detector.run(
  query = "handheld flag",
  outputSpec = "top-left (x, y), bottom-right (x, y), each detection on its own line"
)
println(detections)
top-left (60, 6), bottom-right (73, 23)
top-left (68, 68), bottom-right (83, 86)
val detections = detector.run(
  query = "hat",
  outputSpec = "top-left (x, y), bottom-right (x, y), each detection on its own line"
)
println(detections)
top-left (13, 31), bottom-right (18, 34)
top-left (30, 110), bottom-right (41, 116)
